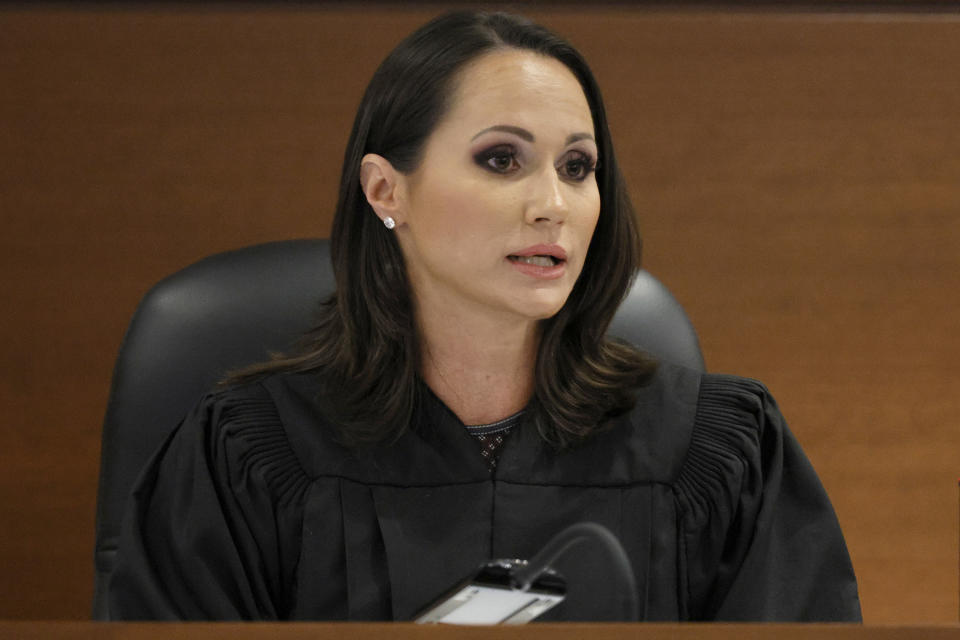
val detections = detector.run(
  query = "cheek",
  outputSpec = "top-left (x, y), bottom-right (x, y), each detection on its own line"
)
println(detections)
top-left (409, 180), bottom-right (470, 235)
top-left (413, 178), bottom-right (512, 242)
top-left (574, 187), bottom-right (602, 236)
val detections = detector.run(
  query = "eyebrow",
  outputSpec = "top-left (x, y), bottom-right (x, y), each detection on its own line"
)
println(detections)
top-left (470, 125), bottom-right (595, 146)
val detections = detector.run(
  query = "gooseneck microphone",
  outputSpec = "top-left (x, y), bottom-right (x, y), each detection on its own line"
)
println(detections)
top-left (415, 521), bottom-right (638, 624)
top-left (515, 521), bottom-right (639, 620)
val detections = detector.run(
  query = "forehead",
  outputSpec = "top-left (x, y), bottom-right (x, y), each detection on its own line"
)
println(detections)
top-left (438, 49), bottom-right (594, 137)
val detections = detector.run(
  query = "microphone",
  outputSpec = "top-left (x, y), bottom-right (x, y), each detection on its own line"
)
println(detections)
top-left (414, 522), bottom-right (638, 624)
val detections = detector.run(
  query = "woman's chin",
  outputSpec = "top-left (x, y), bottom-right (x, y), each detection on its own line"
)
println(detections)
top-left (505, 294), bottom-right (570, 322)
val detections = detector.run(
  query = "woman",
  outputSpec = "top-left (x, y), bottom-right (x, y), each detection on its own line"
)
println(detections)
top-left (108, 11), bottom-right (861, 621)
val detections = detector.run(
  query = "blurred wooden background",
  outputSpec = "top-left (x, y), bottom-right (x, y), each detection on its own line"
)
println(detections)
top-left (1, 3), bottom-right (958, 623)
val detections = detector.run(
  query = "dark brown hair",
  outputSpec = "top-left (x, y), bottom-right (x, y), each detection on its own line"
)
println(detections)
top-left (230, 11), bottom-right (656, 448)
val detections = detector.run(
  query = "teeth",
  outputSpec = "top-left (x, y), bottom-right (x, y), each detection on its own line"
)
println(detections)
top-left (512, 255), bottom-right (556, 267)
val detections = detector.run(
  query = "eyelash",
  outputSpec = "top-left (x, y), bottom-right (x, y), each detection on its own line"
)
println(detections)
top-left (473, 144), bottom-right (598, 181)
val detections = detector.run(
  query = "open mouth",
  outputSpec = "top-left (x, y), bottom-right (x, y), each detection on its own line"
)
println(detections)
top-left (507, 255), bottom-right (562, 267)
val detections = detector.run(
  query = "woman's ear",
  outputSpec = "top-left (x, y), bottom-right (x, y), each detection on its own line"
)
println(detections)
top-left (360, 154), bottom-right (405, 226)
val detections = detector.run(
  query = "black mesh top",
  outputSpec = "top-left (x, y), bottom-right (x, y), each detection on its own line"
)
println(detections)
top-left (464, 412), bottom-right (524, 472)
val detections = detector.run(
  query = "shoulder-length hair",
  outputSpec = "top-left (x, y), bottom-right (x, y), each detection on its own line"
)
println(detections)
top-left (230, 11), bottom-right (657, 448)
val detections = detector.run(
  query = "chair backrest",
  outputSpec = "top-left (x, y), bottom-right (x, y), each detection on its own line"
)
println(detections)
top-left (91, 238), bottom-right (704, 619)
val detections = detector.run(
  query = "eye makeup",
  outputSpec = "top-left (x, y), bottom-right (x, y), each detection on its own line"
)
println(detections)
top-left (473, 143), bottom-right (521, 174)
top-left (470, 132), bottom-right (598, 182)
top-left (556, 149), bottom-right (597, 181)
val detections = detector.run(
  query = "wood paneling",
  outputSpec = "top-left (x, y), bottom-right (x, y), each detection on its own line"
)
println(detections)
top-left (1, 4), bottom-right (958, 622)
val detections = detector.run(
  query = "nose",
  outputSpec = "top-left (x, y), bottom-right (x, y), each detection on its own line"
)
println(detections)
top-left (524, 166), bottom-right (568, 226)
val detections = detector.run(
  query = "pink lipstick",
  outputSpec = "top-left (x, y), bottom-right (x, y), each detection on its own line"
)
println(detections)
top-left (506, 244), bottom-right (567, 279)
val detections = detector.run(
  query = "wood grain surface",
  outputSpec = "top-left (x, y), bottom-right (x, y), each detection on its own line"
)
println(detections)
top-left (1, 621), bottom-right (960, 640)
top-left (1, 4), bottom-right (958, 623)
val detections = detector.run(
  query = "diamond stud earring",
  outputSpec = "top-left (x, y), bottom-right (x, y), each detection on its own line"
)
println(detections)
top-left (383, 217), bottom-right (396, 230)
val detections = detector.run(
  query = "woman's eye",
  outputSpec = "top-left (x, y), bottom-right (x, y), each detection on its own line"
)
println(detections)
top-left (558, 152), bottom-right (597, 181)
top-left (475, 145), bottom-right (520, 174)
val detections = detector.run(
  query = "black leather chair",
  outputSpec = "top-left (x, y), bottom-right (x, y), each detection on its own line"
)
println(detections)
top-left (91, 238), bottom-right (704, 619)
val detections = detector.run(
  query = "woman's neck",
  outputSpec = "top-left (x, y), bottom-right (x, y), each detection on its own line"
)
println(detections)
top-left (417, 300), bottom-right (540, 426)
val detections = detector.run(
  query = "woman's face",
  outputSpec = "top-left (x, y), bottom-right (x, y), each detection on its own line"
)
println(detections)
top-left (394, 49), bottom-right (601, 324)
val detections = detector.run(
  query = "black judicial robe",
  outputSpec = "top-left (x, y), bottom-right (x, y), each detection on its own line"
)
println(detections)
top-left (107, 364), bottom-right (862, 621)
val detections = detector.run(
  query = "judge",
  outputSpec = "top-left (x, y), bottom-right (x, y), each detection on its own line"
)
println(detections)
top-left (108, 11), bottom-right (861, 621)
